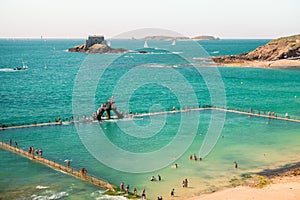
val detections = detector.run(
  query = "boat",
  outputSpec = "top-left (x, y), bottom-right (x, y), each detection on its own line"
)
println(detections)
top-left (144, 41), bottom-right (149, 48)
top-left (13, 62), bottom-right (29, 71)
top-left (172, 40), bottom-right (176, 46)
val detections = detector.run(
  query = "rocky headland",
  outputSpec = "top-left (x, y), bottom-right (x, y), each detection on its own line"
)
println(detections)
top-left (212, 34), bottom-right (300, 68)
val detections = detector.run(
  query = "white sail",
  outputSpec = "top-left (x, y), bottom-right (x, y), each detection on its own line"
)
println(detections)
top-left (22, 61), bottom-right (29, 69)
top-left (144, 41), bottom-right (149, 48)
top-left (172, 40), bottom-right (176, 46)
top-left (107, 40), bottom-right (111, 47)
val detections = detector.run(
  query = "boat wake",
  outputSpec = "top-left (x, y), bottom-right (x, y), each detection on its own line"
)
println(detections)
top-left (0, 68), bottom-right (16, 72)
top-left (141, 64), bottom-right (179, 68)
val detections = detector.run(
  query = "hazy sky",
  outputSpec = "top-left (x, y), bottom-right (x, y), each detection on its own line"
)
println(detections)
top-left (1, 0), bottom-right (299, 39)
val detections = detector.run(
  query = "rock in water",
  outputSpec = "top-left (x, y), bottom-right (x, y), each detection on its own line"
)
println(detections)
top-left (68, 35), bottom-right (127, 54)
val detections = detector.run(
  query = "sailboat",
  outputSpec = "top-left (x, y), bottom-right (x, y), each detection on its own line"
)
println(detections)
top-left (107, 40), bottom-right (111, 47)
top-left (172, 39), bottom-right (176, 46)
top-left (144, 40), bottom-right (149, 48)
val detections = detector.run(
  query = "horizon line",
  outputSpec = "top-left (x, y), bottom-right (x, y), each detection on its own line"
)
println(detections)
top-left (0, 37), bottom-right (273, 40)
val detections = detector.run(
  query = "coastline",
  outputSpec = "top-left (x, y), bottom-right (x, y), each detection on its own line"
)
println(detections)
top-left (213, 59), bottom-right (300, 68)
top-left (187, 163), bottom-right (300, 200)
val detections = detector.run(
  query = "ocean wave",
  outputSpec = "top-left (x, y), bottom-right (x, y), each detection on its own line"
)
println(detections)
top-left (192, 57), bottom-right (211, 61)
top-left (96, 195), bottom-right (129, 200)
top-left (91, 190), bottom-right (129, 200)
top-left (36, 185), bottom-right (49, 189)
top-left (129, 51), bottom-right (175, 55)
top-left (211, 51), bottom-right (219, 54)
top-left (31, 191), bottom-right (69, 200)
top-left (172, 51), bottom-right (183, 54)
top-left (141, 64), bottom-right (179, 68)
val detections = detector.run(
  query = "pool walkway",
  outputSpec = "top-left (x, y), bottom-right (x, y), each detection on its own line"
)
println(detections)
top-left (0, 141), bottom-right (116, 190)
top-left (1, 107), bottom-right (299, 131)
top-left (135, 107), bottom-right (300, 123)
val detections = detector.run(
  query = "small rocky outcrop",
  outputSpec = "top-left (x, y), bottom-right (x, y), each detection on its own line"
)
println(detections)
top-left (212, 34), bottom-right (300, 64)
top-left (68, 43), bottom-right (127, 54)
top-left (192, 35), bottom-right (220, 40)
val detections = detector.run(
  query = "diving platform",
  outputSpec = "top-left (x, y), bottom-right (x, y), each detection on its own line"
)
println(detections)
top-left (96, 97), bottom-right (124, 120)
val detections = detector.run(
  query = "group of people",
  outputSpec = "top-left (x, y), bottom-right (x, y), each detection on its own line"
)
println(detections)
top-left (189, 153), bottom-right (202, 161)
top-left (80, 168), bottom-right (87, 176)
top-left (120, 182), bottom-right (145, 198)
top-left (150, 175), bottom-right (161, 181)
top-left (28, 146), bottom-right (43, 157)
top-left (9, 138), bottom-right (18, 148)
top-left (252, 108), bottom-right (290, 119)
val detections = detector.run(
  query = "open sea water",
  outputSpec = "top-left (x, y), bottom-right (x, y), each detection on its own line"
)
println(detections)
top-left (0, 39), bottom-right (299, 199)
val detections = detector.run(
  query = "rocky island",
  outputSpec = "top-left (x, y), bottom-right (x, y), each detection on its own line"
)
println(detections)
top-left (68, 35), bottom-right (127, 54)
top-left (212, 34), bottom-right (300, 68)
top-left (192, 35), bottom-right (220, 40)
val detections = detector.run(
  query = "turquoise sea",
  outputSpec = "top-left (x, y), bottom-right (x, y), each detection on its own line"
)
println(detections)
top-left (0, 39), bottom-right (299, 200)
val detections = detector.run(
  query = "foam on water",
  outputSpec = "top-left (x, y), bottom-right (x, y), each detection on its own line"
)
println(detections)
top-left (36, 185), bottom-right (49, 189)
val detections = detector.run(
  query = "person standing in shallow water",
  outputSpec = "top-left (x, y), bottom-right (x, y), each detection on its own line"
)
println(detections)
top-left (120, 182), bottom-right (124, 192)
top-left (125, 185), bottom-right (129, 194)
top-left (234, 161), bottom-right (238, 168)
top-left (142, 189), bottom-right (146, 200)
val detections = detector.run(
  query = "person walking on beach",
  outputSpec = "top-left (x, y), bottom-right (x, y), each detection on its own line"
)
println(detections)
top-left (185, 178), bottom-right (188, 187)
top-left (171, 188), bottom-right (175, 197)
top-left (9, 138), bottom-right (12, 146)
top-left (14, 141), bottom-right (18, 148)
top-left (158, 174), bottom-right (161, 181)
top-left (133, 188), bottom-right (137, 196)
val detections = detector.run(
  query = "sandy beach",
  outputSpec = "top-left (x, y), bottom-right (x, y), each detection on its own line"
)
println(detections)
top-left (187, 165), bottom-right (300, 200)
top-left (214, 59), bottom-right (300, 68)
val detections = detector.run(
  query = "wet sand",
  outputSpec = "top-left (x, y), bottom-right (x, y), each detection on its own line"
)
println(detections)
top-left (187, 165), bottom-right (300, 200)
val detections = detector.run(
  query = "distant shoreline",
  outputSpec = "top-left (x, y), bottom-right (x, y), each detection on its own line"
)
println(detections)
top-left (213, 59), bottom-right (300, 68)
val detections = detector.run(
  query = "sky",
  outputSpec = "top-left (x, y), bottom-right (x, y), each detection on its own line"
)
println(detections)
top-left (0, 0), bottom-right (299, 39)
